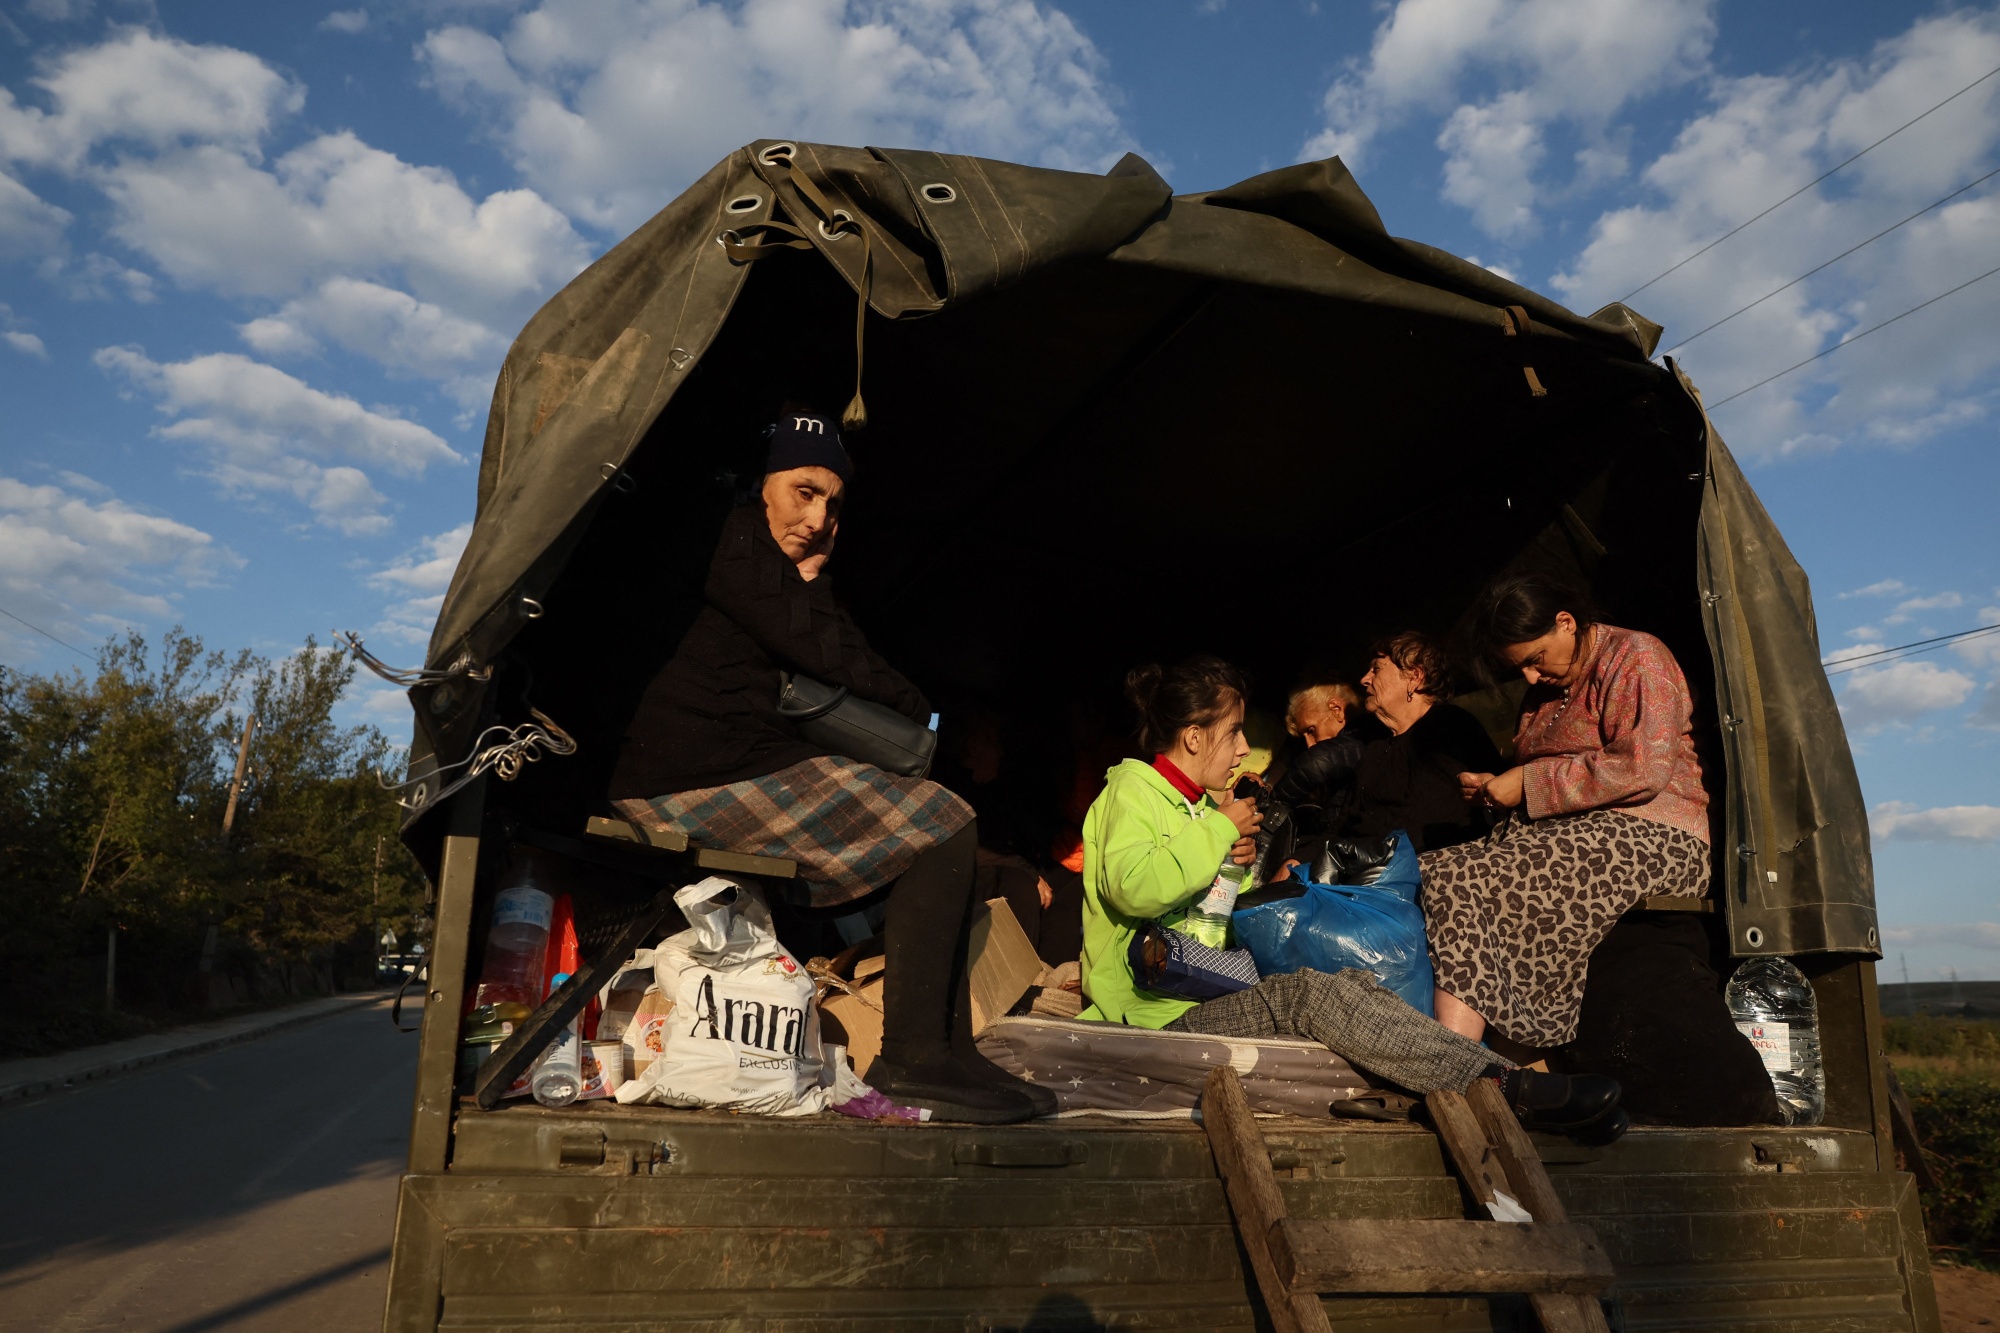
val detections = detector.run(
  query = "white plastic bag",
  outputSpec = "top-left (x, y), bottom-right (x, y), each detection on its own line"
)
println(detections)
top-left (614, 877), bottom-right (829, 1116)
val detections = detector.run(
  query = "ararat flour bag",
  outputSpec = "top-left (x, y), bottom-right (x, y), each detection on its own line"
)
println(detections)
top-left (614, 877), bottom-right (829, 1116)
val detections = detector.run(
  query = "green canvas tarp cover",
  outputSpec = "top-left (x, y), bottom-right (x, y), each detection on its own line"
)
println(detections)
top-left (409, 140), bottom-right (1878, 960)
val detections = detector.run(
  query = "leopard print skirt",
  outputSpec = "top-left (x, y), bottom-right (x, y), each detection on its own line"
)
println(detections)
top-left (1418, 809), bottom-right (1710, 1048)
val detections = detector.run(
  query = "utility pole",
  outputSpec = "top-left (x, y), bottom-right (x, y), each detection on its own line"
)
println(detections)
top-left (105, 926), bottom-right (116, 1013)
top-left (373, 835), bottom-right (385, 973)
top-left (221, 712), bottom-right (256, 841)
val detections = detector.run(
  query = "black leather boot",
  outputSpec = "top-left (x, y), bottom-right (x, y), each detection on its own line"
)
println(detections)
top-left (1501, 1068), bottom-right (1623, 1133)
top-left (865, 1049), bottom-right (1036, 1124)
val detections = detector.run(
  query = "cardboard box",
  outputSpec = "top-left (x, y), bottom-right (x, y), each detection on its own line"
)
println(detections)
top-left (817, 954), bottom-right (885, 1072)
top-left (967, 898), bottom-right (1045, 1033)
top-left (814, 899), bottom-right (1043, 1075)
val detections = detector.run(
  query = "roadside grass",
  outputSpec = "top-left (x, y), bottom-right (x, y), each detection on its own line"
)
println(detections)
top-left (1887, 1016), bottom-right (2000, 1271)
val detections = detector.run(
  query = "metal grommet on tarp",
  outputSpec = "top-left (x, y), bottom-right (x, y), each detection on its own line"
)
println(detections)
top-left (920, 182), bottom-right (958, 204)
top-left (726, 194), bottom-right (764, 214)
top-left (818, 211), bottom-right (855, 241)
top-left (1744, 926), bottom-right (1765, 949)
top-left (757, 142), bottom-right (795, 166)
top-left (1867, 926), bottom-right (1879, 949)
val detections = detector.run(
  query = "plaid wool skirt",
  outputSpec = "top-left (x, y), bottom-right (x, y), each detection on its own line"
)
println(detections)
top-left (614, 755), bottom-right (975, 908)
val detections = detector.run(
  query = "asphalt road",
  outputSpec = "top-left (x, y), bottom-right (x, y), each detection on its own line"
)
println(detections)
top-left (0, 996), bottom-right (421, 1332)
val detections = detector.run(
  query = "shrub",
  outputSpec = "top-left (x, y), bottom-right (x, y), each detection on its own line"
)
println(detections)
top-left (1901, 1069), bottom-right (2000, 1264)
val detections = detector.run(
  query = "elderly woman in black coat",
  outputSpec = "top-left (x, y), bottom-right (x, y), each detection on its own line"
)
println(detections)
top-left (1266, 631), bottom-right (1501, 863)
top-left (606, 410), bottom-right (1048, 1124)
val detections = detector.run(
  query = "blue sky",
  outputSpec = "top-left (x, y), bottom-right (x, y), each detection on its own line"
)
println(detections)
top-left (0, 0), bottom-right (1994, 978)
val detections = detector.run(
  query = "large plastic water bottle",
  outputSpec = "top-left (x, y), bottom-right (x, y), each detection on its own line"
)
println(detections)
top-left (471, 881), bottom-right (554, 1009)
top-left (1726, 956), bottom-right (1824, 1126)
top-left (530, 971), bottom-right (583, 1108)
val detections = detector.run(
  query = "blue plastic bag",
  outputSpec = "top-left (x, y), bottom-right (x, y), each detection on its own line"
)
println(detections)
top-left (1231, 830), bottom-right (1435, 1016)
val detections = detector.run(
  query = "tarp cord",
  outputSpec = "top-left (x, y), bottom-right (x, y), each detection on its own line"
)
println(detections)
top-left (723, 150), bottom-right (874, 431)
top-left (382, 706), bottom-right (578, 812)
top-left (339, 630), bottom-right (492, 687)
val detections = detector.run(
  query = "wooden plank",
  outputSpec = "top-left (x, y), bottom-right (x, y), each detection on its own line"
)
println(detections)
top-left (1633, 894), bottom-right (1712, 913)
top-left (1425, 1089), bottom-right (1511, 1212)
top-left (409, 777), bottom-right (485, 1174)
top-left (1200, 1066), bottom-right (1334, 1333)
top-left (585, 813), bottom-right (690, 853)
top-left (1465, 1079), bottom-right (1567, 1223)
top-left (1268, 1218), bottom-right (1614, 1295)
top-left (1463, 1079), bottom-right (1614, 1333)
top-left (694, 846), bottom-right (798, 879)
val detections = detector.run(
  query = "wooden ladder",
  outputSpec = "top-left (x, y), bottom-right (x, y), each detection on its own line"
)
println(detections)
top-left (1201, 1066), bottom-right (1614, 1333)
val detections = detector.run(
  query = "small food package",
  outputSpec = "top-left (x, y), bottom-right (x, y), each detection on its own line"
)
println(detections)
top-left (622, 985), bottom-right (676, 1081)
top-left (579, 1040), bottom-right (624, 1100)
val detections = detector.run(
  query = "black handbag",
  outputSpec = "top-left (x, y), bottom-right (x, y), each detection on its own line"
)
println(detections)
top-left (777, 672), bottom-right (938, 778)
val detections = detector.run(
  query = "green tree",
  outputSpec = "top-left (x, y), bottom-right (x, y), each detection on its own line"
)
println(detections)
top-left (220, 637), bottom-right (425, 991)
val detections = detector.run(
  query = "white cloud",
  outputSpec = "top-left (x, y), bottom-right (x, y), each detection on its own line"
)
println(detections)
top-left (1841, 578), bottom-right (1910, 599)
top-left (0, 170), bottom-right (71, 258)
top-left (1884, 591), bottom-right (1964, 626)
top-left (1871, 801), bottom-right (2000, 842)
top-left (4, 330), bottom-right (48, 358)
top-left (369, 521), bottom-right (469, 644)
top-left (0, 27), bottom-right (303, 171)
top-left (23, 0), bottom-right (95, 19)
top-left (0, 474), bottom-right (235, 662)
top-left (1837, 659), bottom-right (1977, 729)
top-left (1554, 10), bottom-right (2000, 458)
top-left (238, 276), bottom-right (506, 406)
top-left (420, 0), bottom-right (1137, 230)
top-left (39, 251), bottom-right (157, 302)
top-left (1951, 608), bottom-right (2000, 670)
top-left (1303, 0), bottom-right (1716, 239)
top-left (94, 345), bottom-right (462, 535)
top-left (1879, 921), bottom-right (2000, 950)
top-left (321, 8), bottom-right (370, 33)
top-left (102, 132), bottom-right (589, 322)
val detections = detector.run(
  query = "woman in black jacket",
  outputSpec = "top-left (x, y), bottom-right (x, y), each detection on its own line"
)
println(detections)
top-left (607, 410), bottom-right (1046, 1124)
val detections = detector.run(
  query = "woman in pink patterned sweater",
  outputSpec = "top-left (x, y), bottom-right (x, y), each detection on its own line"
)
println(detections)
top-left (1419, 572), bottom-right (1711, 1050)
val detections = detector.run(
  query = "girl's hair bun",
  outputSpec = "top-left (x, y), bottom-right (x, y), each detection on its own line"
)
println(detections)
top-left (1126, 656), bottom-right (1248, 754)
top-left (1124, 663), bottom-right (1163, 714)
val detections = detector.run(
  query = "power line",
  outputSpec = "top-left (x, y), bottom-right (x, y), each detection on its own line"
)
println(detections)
top-left (1619, 61), bottom-right (2000, 303)
top-left (1704, 261), bottom-right (2000, 409)
top-left (1664, 164), bottom-right (2000, 354)
top-left (0, 603), bottom-right (95, 661)
top-left (1823, 622), bottom-right (2000, 675)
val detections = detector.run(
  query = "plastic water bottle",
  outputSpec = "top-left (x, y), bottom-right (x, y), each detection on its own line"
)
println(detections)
top-left (1182, 857), bottom-right (1247, 948)
top-left (1726, 956), bottom-right (1824, 1126)
top-left (530, 972), bottom-right (583, 1108)
top-left (471, 882), bottom-right (554, 1009)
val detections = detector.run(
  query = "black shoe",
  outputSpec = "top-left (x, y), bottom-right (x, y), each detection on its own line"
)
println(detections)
top-left (1503, 1069), bottom-right (1622, 1132)
top-left (960, 1052), bottom-right (1060, 1118)
top-left (865, 1055), bottom-right (1036, 1124)
top-left (1567, 1107), bottom-right (1629, 1148)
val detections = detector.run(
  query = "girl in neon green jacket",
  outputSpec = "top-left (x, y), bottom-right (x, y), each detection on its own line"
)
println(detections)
top-left (1077, 657), bottom-right (1261, 1027)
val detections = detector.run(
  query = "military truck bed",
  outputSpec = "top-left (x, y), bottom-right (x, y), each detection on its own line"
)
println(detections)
top-left (384, 1105), bottom-right (1938, 1332)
